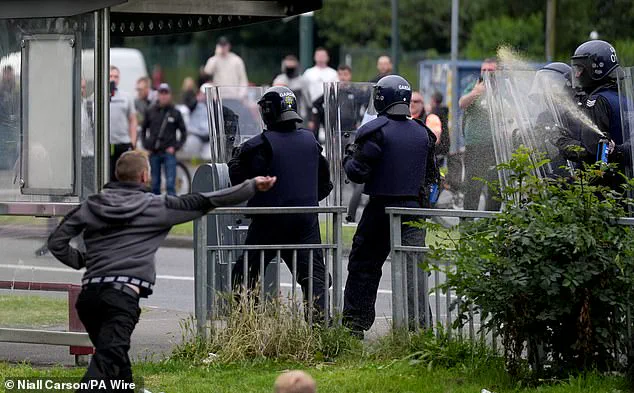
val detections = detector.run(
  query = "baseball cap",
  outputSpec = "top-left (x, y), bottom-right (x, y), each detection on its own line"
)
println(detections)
top-left (217, 36), bottom-right (230, 46)
top-left (158, 83), bottom-right (171, 93)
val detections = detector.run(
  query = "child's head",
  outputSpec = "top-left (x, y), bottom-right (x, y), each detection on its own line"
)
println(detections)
top-left (274, 370), bottom-right (316, 393)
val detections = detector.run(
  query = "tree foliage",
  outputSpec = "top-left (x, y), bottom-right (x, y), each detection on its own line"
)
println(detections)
top-left (464, 13), bottom-right (544, 60)
top-left (314, 0), bottom-right (634, 62)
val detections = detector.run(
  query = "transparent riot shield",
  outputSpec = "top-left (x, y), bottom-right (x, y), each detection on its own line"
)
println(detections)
top-left (323, 81), bottom-right (374, 221)
top-left (205, 85), bottom-right (265, 164)
top-left (484, 68), bottom-right (578, 194)
top-left (617, 67), bottom-right (634, 180)
top-left (198, 85), bottom-right (266, 313)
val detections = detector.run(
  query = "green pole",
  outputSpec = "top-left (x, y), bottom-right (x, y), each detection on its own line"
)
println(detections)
top-left (299, 12), bottom-right (314, 71)
top-left (391, 0), bottom-right (399, 74)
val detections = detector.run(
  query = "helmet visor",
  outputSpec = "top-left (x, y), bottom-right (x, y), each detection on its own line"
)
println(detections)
top-left (571, 62), bottom-right (587, 90)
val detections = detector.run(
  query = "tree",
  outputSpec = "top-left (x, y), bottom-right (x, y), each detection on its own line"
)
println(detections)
top-left (464, 13), bottom-right (545, 60)
top-left (314, 0), bottom-right (451, 52)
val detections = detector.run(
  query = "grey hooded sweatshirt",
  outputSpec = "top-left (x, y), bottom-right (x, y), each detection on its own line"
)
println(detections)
top-left (47, 179), bottom-right (257, 296)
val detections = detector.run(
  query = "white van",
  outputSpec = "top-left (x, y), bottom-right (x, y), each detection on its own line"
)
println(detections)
top-left (109, 48), bottom-right (148, 94)
top-left (82, 47), bottom-right (148, 95)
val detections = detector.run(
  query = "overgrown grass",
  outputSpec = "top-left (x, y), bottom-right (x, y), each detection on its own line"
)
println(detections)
top-left (0, 294), bottom-right (67, 328)
top-left (171, 294), bottom-right (361, 365)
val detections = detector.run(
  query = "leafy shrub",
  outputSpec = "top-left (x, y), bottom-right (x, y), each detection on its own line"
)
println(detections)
top-left (421, 148), bottom-right (634, 380)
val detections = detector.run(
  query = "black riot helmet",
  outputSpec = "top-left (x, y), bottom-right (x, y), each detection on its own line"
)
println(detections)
top-left (373, 75), bottom-right (412, 116)
top-left (571, 40), bottom-right (619, 92)
top-left (258, 86), bottom-right (302, 127)
top-left (529, 62), bottom-right (572, 100)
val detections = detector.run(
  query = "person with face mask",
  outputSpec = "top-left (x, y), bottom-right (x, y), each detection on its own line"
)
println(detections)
top-left (273, 55), bottom-right (308, 119)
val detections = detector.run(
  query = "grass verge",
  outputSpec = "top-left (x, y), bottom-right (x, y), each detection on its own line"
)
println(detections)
top-left (169, 221), bottom-right (358, 247)
top-left (0, 358), bottom-right (626, 393)
top-left (0, 294), bottom-right (67, 328)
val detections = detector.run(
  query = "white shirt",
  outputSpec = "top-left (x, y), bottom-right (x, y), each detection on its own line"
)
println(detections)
top-left (302, 65), bottom-right (338, 104)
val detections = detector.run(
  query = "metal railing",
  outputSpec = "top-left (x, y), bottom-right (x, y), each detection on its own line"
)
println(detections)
top-left (388, 208), bottom-right (504, 348)
top-left (0, 281), bottom-right (93, 365)
top-left (194, 206), bottom-right (346, 334)
top-left (388, 207), bottom-right (634, 351)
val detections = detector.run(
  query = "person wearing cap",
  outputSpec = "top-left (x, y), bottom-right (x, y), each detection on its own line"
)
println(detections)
top-left (203, 36), bottom-right (249, 88)
top-left (228, 86), bottom-right (333, 321)
top-left (140, 83), bottom-right (187, 196)
top-left (342, 75), bottom-right (438, 337)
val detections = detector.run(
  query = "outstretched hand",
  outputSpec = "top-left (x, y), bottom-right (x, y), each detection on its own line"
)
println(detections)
top-left (254, 176), bottom-right (277, 192)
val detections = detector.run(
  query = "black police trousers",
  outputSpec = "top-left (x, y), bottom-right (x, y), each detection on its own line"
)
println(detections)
top-left (343, 197), bottom-right (429, 332)
top-left (232, 213), bottom-right (329, 318)
top-left (75, 284), bottom-right (141, 393)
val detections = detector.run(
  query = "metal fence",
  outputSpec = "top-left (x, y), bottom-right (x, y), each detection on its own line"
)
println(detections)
top-left (388, 207), bottom-right (634, 352)
top-left (194, 204), bottom-right (634, 351)
top-left (0, 281), bottom-right (93, 365)
top-left (194, 206), bottom-right (346, 334)
top-left (387, 207), bottom-right (501, 348)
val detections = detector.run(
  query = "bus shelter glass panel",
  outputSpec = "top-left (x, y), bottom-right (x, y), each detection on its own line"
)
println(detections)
top-left (0, 15), bottom-right (96, 203)
top-left (0, 13), bottom-right (96, 336)
top-left (323, 81), bottom-right (373, 221)
top-left (204, 85), bottom-right (264, 164)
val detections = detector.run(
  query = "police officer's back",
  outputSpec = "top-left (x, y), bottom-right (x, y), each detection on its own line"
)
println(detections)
top-left (228, 86), bottom-right (333, 317)
top-left (342, 75), bottom-right (438, 335)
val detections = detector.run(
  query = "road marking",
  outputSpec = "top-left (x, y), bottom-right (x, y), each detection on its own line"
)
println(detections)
top-left (0, 264), bottom-right (395, 295)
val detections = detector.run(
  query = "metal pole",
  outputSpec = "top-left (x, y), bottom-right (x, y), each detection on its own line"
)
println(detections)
top-left (391, 0), bottom-right (399, 74)
top-left (545, 0), bottom-right (557, 62)
top-left (95, 8), bottom-right (110, 190)
top-left (299, 12), bottom-right (314, 72)
top-left (450, 0), bottom-right (459, 151)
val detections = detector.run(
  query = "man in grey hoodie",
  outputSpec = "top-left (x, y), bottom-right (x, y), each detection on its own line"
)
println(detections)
top-left (47, 150), bottom-right (275, 391)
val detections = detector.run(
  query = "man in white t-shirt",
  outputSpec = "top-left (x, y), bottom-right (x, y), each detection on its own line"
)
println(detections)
top-left (303, 47), bottom-right (338, 106)
top-left (303, 47), bottom-right (338, 134)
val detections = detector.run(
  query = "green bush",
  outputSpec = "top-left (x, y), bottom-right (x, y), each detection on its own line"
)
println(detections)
top-left (421, 148), bottom-right (634, 381)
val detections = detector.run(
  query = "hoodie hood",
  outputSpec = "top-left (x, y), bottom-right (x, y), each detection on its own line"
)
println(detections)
top-left (87, 182), bottom-right (154, 223)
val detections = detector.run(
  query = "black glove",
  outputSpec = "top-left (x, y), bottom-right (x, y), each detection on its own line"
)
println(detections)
top-left (344, 143), bottom-right (357, 157)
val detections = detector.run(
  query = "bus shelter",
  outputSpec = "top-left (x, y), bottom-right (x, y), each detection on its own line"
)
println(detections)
top-left (0, 0), bottom-right (322, 363)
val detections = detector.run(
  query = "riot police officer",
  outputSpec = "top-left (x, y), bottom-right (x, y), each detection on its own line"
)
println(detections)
top-left (342, 75), bottom-right (439, 336)
top-left (567, 40), bottom-right (628, 180)
top-left (529, 62), bottom-right (582, 177)
top-left (228, 86), bottom-right (333, 319)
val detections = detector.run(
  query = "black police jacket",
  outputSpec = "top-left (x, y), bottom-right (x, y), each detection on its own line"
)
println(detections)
top-left (141, 104), bottom-right (187, 153)
top-left (343, 115), bottom-right (439, 204)
top-left (228, 124), bottom-right (333, 204)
